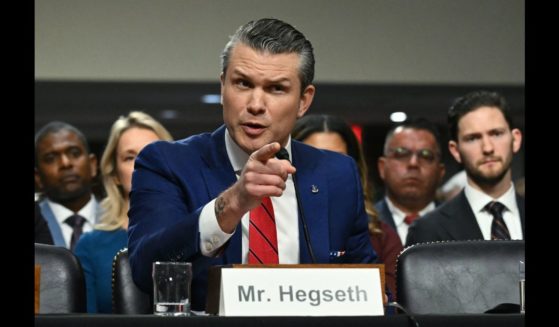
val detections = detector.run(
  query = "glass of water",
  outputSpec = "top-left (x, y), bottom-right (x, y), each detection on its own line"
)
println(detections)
top-left (152, 261), bottom-right (192, 316)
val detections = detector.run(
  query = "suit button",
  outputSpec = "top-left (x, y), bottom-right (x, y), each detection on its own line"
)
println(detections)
top-left (211, 236), bottom-right (219, 244)
top-left (205, 242), bottom-right (213, 252)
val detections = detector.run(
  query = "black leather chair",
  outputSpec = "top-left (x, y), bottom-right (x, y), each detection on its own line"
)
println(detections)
top-left (34, 243), bottom-right (86, 313)
top-left (396, 240), bottom-right (524, 314)
top-left (112, 248), bottom-right (151, 314)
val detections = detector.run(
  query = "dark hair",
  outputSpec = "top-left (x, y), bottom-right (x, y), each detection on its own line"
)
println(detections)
top-left (383, 117), bottom-right (442, 159)
top-left (448, 90), bottom-right (514, 141)
top-left (292, 114), bottom-right (382, 235)
top-left (292, 115), bottom-right (360, 161)
top-left (221, 18), bottom-right (315, 92)
top-left (35, 121), bottom-right (90, 167)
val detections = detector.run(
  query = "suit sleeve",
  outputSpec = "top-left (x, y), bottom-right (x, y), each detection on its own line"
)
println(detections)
top-left (127, 142), bottom-right (205, 294)
top-left (343, 157), bottom-right (378, 263)
top-left (35, 202), bottom-right (54, 245)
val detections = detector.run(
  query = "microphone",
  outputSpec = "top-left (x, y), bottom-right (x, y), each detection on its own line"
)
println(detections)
top-left (276, 148), bottom-right (317, 263)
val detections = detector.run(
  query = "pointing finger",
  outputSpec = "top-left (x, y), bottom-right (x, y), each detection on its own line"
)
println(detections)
top-left (252, 142), bottom-right (281, 163)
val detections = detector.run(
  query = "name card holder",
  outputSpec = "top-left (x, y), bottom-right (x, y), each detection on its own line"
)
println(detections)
top-left (206, 264), bottom-right (384, 316)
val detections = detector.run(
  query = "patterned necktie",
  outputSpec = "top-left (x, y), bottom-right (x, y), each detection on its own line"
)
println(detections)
top-left (486, 201), bottom-right (511, 240)
top-left (404, 213), bottom-right (420, 225)
top-left (65, 214), bottom-right (86, 251)
top-left (248, 197), bottom-right (279, 264)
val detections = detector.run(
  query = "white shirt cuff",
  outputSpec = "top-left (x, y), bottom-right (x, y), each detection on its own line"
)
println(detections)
top-left (199, 198), bottom-right (234, 257)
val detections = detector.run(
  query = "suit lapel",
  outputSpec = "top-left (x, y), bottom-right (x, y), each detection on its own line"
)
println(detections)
top-left (39, 201), bottom-right (66, 247)
top-left (292, 142), bottom-right (329, 263)
top-left (440, 191), bottom-right (484, 240)
top-left (199, 126), bottom-right (242, 263)
top-left (377, 199), bottom-right (397, 230)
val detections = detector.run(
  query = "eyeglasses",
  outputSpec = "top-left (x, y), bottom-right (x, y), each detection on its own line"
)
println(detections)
top-left (386, 147), bottom-right (439, 164)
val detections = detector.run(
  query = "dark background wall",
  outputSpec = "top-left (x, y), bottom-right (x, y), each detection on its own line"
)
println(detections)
top-left (35, 0), bottom-right (525, 196)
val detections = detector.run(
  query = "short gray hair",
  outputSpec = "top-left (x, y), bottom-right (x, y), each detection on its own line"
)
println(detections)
top-left (221, 18), bottom-right (315, 93)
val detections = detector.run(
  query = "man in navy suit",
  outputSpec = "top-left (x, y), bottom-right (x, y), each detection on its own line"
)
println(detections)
top-left (406, 91), bottom-right (525, 246)
top-left (128, 18), bottom-right (377, 312)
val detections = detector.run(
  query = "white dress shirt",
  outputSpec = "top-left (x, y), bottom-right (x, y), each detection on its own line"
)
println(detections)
top-left (464, 182), bottom-right (523, 240)
top-left (199, 129), bottom-right (300, 263)
top-left (384, 197), bottom-right (436, 244)
top-left (45, 195), bottom-right (97, 248)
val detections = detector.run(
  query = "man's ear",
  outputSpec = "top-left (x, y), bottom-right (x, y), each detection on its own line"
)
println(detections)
top-left (378, 157), bottom-right (387, 181)
top-left (296, 85), bottom-right (315, 118)
top-left (220, 72), bottom-right (225, 106)
top-left (34, 168), bottom-right (43, 190)
top-left (448, 140), bottom-right (462, 164)
top-left (511, 128), bottom-right (522, 153)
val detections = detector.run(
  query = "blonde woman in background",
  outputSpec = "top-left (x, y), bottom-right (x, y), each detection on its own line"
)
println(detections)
top-left (75, 111), bottom-right (173, 313)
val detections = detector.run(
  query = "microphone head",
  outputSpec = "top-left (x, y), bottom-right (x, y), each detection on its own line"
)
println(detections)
top-left (275, 148), bottom-right (290, 162)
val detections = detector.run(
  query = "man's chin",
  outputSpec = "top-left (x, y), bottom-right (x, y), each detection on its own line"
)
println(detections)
top-left (48, 188), bottom-right (89, 202)
top-left (470, 169), bottom-right (507, 186)
top-left (238, 138), bottom-right (270, 154)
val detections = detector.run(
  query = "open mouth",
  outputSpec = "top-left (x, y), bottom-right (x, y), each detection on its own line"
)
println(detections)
top-left (242, 122), bottom-right (267, 137)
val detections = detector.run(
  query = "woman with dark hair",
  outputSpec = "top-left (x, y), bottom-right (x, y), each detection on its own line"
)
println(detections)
top-left (293, 114), bottom-right (402, 298)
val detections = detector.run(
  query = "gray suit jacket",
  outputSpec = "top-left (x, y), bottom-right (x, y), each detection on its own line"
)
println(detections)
top-left (405, 190), bottom-right (525, 247)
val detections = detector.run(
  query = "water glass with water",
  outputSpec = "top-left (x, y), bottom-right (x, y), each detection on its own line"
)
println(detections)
top-left (152, 261), bottom-right (192, 316)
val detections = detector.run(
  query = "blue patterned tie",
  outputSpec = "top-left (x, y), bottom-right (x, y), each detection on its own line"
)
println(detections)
top-left (486, 202), bottom-right (510, 240)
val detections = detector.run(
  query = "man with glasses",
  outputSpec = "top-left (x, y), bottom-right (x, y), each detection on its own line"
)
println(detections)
top-left (406, 91), bottom-right (524, 246)
top-left (376, 118), bottom-right (446, 245)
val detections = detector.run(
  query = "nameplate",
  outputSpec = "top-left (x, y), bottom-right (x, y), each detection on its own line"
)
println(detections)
top-left (218, 267), bottom-right (383, 316)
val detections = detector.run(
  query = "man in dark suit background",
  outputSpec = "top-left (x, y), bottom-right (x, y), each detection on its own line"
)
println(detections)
top-left (35, 122), bottom-right (102, 251)
top-left (375, 118), bottom-right (446, 246)
top-left (406, 91), bottom-right (525, 246)
top-left (128, 18), bottom-right (378, 312)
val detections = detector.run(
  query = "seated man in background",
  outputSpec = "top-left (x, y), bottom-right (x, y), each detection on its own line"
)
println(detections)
top-left (35, 121), bottom-right (102, 251)
top-left (406, 91), bottom-right (524, 246)
top-left (376, 118), bottom-right (446, 245)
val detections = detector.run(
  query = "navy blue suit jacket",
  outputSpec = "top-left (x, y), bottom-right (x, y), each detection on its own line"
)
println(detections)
top-left (128, 126), bottom-right (377, 311)
top-left (405, 190), bottom-right (525, 247)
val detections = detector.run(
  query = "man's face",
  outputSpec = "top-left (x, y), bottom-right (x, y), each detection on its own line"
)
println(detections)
top-left (220, 43), bottom-right (315, 154)
top-left (378, 128), bottom-right (445, 205)
top-left (35, 130), bottom-right (97, 202)
top-left (449, 106), bottom-right (522, 187)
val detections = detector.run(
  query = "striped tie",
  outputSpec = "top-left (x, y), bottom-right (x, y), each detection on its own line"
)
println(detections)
top-left (248, 197), bottom-right (279, 264)
top-left (486, 201), bottom-right (511, 240)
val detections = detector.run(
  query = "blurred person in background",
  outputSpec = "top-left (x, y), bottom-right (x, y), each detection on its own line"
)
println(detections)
top-left (35, 121), bottom-right (101, 251)
top-left (407, 91), bottom-right (524, 246)
top-left (292, 114), bottom-right (402, 299)
top-left (75, 111), bottom-right (173, 313)
top-left (376, 118), bottom-right (446, 245)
